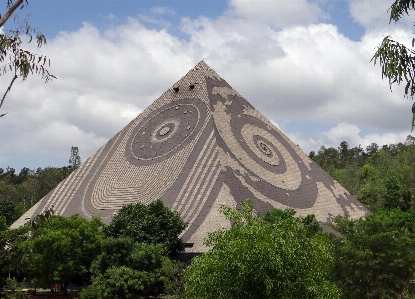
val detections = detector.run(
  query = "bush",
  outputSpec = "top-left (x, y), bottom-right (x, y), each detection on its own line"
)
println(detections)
top-left (182, 202), bottom-right (340, 299)
top-left (104, 199), bottom-right (187, 255)
top-left (82, 238), bottom-right (168, 299)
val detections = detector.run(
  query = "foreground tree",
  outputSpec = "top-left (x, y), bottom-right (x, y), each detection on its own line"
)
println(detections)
top-left (21, 214), bottom-right (104, 295)
top-left (0, 217), bottom-right (30, 289)
top-left (0, 0), bottom-right (55, 117)
top-left (182, 202), bottom-right (340, 299)
top-left (80, 237), bottom-right (170, 299)
top-left (371, 0), bottom-right (415, 129)
top-left (104, 199), bottom-right (187, 255)
top-left (331, 209), bottom-right (415, 298)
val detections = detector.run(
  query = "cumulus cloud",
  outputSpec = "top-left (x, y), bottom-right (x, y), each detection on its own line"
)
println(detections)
top-left (228, 0), bottom-right (328, 28)
top-left (286, 122), bottom-right (410, 154)
top-left (349, 0), bottom-right (415, 30)
top-left (150, 6), bottom-right (176, 16)
top-left (0, 0), bottom-right (414, 171)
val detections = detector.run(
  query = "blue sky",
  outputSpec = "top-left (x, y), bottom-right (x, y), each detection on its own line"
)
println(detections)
top-left (0, 0), bottom-right (414, 172)
top-left (24, 0), bottom-right (365, 41)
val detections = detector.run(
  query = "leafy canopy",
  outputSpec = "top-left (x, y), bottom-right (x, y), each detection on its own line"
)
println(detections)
top-left (81, 237), bottom-right (169, 299)
top-left (0, 0), bottom-right (55, 117)
top-left (331, 209), bottom-right (415, 299)
top-left (21, 214), bottom-right (104, 295)
top-left (183, 201), bottom-right (340, 299)
top-left (371, 1), bottom-right (415, 129)
top-left (104, 199), bottom-right (187, 254)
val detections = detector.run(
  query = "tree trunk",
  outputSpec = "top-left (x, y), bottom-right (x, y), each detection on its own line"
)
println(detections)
top-left (63, 281), bottom-right (68, 296)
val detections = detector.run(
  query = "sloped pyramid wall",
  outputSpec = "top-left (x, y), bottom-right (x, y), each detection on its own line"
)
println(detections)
top-left (12, 61), bottom-right (368, 252)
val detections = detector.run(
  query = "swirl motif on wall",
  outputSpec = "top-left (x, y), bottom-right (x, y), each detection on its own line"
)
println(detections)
top-left (213, 100), bottom-right (302, 190)
top-left (131, 103), bottom-right (200, 160)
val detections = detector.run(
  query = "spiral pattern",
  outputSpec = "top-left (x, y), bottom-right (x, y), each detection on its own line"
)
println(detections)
top-left (131, 103), bottom-right (200, 160)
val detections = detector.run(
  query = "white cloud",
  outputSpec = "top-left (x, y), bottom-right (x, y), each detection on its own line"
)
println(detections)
top-left (105, 14), bottom-right (117, 21)
top-left (0, 0), bottom-right (414, 171)
top-left (150, 6), bottom-right (176, 16)
top-left (287, 123), bottom-right (410, 154)
top-left (228, 0), bottom-right (327, 27)
top-left (349, 0), bottom-right (415, 30)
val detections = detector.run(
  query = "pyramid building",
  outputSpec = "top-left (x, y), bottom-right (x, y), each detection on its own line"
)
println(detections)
top-left (12, 61), bottom-right (368, 252)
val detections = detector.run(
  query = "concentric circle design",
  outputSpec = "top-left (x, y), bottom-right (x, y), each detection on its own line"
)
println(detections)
top-left (159, 126), bottom-right (170, 136)
top-left (240, 124), bottom-right (301, 189)
top-left (243, 129), bottom-right (280, 166)
top-left (151, 119), bottom-right (179, 143)
top-left (131, 103), bottom-right (200, 160)
top-left (212, 101), bottom-right (302, 190)
top-left (257, 140), bottom-right (271, 156)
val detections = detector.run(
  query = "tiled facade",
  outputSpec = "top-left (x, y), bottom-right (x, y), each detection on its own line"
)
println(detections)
top-left (11, 61), bottom-right (369, 252)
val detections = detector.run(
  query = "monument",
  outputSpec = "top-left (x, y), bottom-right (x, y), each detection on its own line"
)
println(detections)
top-left (12, 61), bottom-right (368, 252)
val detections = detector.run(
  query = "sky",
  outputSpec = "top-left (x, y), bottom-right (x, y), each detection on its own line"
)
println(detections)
top-left (0, 0), bottom-right (415, 172)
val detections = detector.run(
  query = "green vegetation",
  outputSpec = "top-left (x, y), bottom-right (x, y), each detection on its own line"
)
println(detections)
top-left (81, 238), bottom-right (170, 299)
top-left (0, 0), bottom-right (55, 118)
top-left (0, 147), bottom-right (80, 226)
top-left (2, 137), bottom-right (415, 298)
top-left (1, 199), bottom-right (188, 299)
top-left (331, 209), bottom-right (415, 298)
top-left (104, 199), bottom-right (187, 255)
top-left (21, 214), bottom-right (104, 295)
top-left (310, 136), bottom-right (415, 212)
top-left (182, 202), bottom-right (340, 299)
top-left (371, 0), bottom-right (415, 129)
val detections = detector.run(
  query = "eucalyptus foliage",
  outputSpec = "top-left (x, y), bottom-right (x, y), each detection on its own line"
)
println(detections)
top-left (371, 0), bottom-right (415, 130)
top-left (183, 202), bottom-right (340, 299)
top-left (0, 0), bottom-right (55, 117)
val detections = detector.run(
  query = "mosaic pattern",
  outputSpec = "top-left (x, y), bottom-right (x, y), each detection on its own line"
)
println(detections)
top-left (11, 61), bottom-right (369, 252)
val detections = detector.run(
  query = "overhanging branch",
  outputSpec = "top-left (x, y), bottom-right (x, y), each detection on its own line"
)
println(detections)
top-left (0, 0), bottom-right (23, 27)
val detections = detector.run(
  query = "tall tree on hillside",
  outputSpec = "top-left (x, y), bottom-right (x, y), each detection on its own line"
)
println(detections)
top-left (371, 0), bottom-right (415, 130)
top-left (0, 0), bottom-right (55, 118)
top-left (69, 146), bottom-right (81, 168)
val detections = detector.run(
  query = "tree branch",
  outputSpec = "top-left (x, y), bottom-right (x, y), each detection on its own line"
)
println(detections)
top-left (0, 0), bottom-right (23, 28)
top-left (0, 73), bottom-right (18, 117)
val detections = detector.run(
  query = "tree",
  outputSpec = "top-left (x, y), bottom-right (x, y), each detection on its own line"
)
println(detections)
top-left (182, 201), bottom-right (340, 299)
top-left (69, 146), bottom-right (81, 168)
top-left (80, 237), bottom-right (169, 299)
top-left (371, 0), bottom-right (415, 129)
top-left (330, 209), bottom-right (415, 298)
top-left (21, 214), bottom-right (104, 295)
top-left (0, 200), bottom-right (16, 225)
top-left (0, 218), bottom-right (30, 283)
top-left (0, 147), bottom-right (81, 222)
top-left (104, 199), bottom-right (187, 255)
top-left (0, 0), bottom-right (26, 27)
top-left (0, 0), bottom-right (55, 118)
top-left (310, 137), bottom-right (415, 211)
